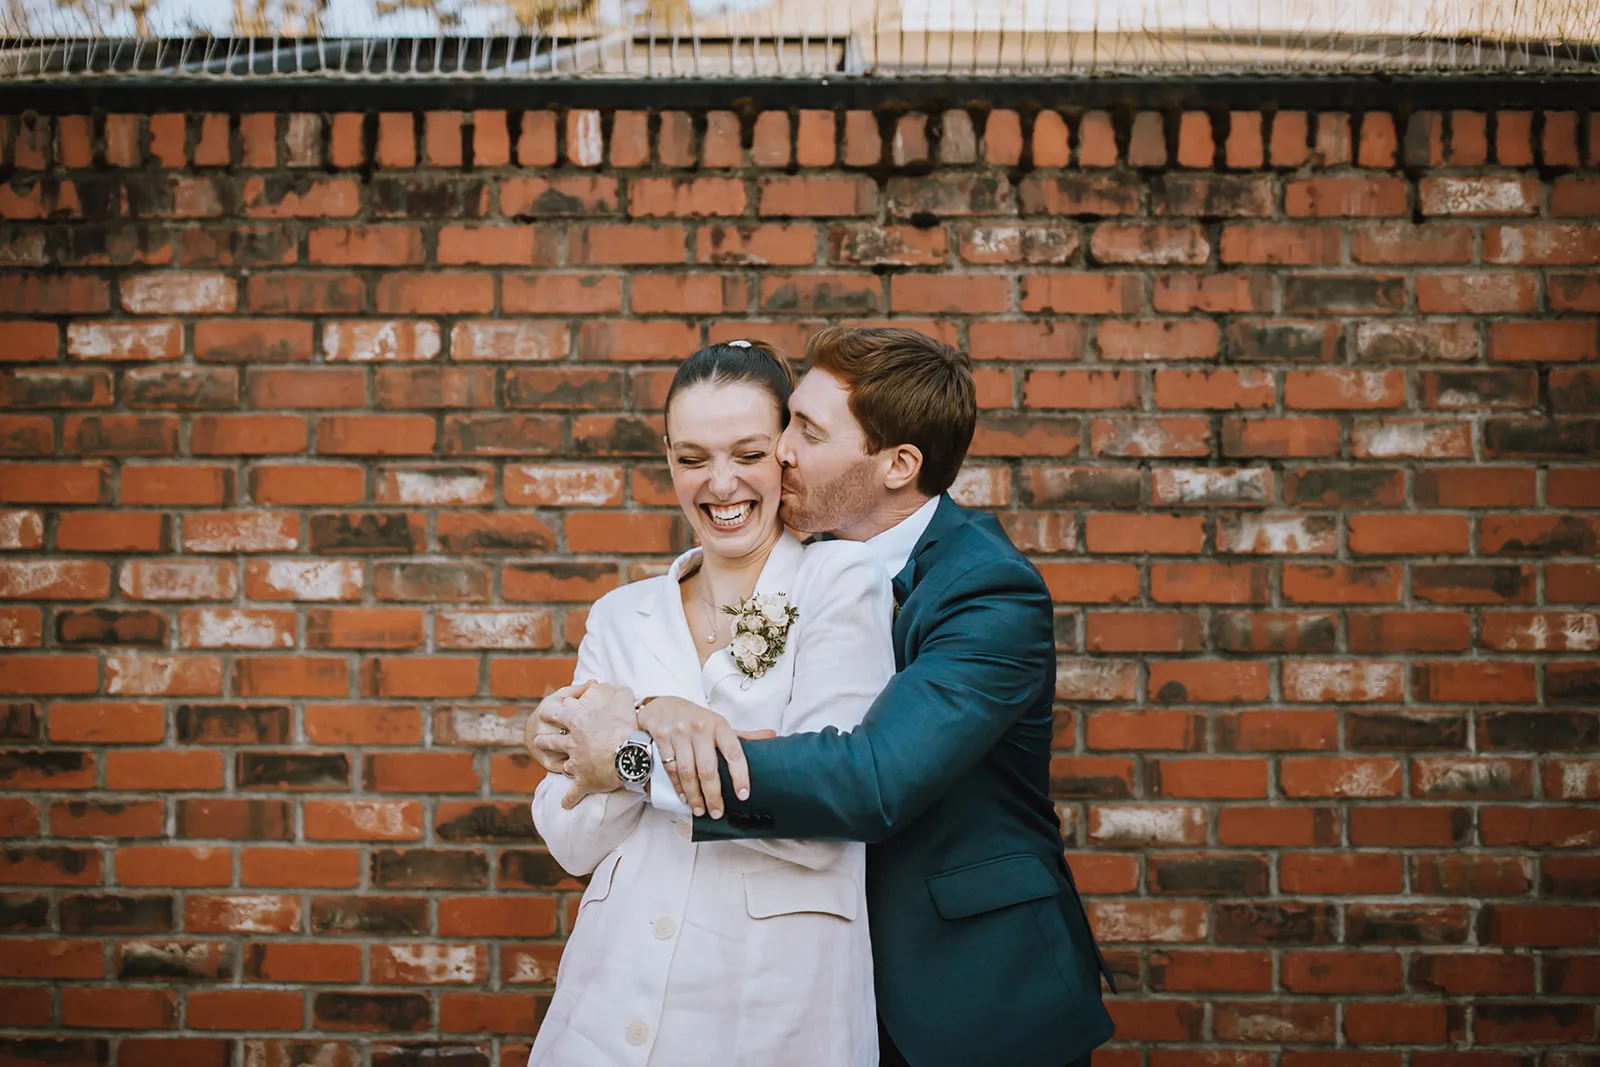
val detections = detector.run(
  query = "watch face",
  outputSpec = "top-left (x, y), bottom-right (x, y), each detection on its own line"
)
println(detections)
top-left (616, 742), bottom-right (651, 783)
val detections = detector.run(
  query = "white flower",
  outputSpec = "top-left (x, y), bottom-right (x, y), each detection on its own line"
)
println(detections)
top-left (725, 591), bottom-right (795, 680)
top-left (732, 631), bottom-right (768, 659)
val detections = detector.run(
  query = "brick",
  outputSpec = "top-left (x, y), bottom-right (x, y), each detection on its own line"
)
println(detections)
top-left (956, 224), bottom-right (1074, 266)
top-left (375, 274), bottom-right (492, 315)
top-left (307, 226), bottom-right (424, 266)
top-left (304, 800), bottom-right (423, 843)
top-left (1420, 176), bottom-right (1538, 216)
top-left (1285, 178), bottom-right (1407, 217)
top-left (1151, 563), bottom-right (1269, 605)
top-left (1218, 516), bottom-right (1338, 557)
top-left (56, 512), bottom-right (169, 553)
top-left (633, 274), bottom-right (745, 315)
top-left (1357, 112), bottom-right (1398, 166)
top-left (1154, 369), bottom-right (1273, 410)
top-left (1315, 115), bottom-right (1354, 166)
top-left (1221, 417), bottom-right (1339, 459)
top-left (1486, 224), bottom-right (1600, 265)
top-left (1352, 223), bottom-right (1473, 265)
top-left (0, 605), bottom-right (42, 647)
top-left (1273, 953), bottom-right (1401, 998)
top-left (0, 562), bottom-right (112, 601)
top-left (759, 176), bottom-right (877, 217)
top-left (1098, 321), bottom-right (1218, 361)
top-left (1092, 224), bottom-right (1210, 266)
top-left (1153, 468), bottom-right (1272, 508)
top-left (1220, 224), bottom-right (1340, 266)
top-left (1552, 176), bottom-right (1600, 217)
top-left (187, 990), bottom-right (303, 1031)
top-left (569, 224), bottom-right (687, 265)
top-left (1214, 709), bottom-right (1338, 751)
top-left (1281, 757), bottom-right (1402, 798)
top-left (0, 414), bottom-right (66, 456)
top-left (1352, 420), bottom-right (1473, 460)
top-left (697, 223), bottom-right (817, 267)
top-left (890, 275), bottom-right (1007, 314)
top-left (1083, 514), bottom-right (1204, 554)
top-left (1020, 273), bottom-right (1140, 315)
top-left (630, 177), bottom-right (748, 218)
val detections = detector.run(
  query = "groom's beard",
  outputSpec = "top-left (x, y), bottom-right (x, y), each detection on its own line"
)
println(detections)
top-left (778, 455), bottom-right (880, 538)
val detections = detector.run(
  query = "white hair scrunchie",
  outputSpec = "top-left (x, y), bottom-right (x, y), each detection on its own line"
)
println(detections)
top-left (726, 339), bottom-right (752, 348)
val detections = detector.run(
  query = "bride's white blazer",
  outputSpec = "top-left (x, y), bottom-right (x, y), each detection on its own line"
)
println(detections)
top-left (527, 532), bottom-right (894, 1067)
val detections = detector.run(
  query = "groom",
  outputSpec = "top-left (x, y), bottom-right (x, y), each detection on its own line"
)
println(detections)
top-left (529, 326), bottom-right (1114, 1067)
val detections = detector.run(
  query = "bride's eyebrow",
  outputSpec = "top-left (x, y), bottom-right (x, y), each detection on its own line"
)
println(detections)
top-left (670, 434), bottom-right (772, 453)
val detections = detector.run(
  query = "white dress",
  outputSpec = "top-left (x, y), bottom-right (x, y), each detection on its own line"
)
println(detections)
top-left (527, 532), bottom-right (894, 1067)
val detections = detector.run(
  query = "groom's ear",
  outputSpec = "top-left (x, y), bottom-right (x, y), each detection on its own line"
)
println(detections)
top-left (882, 443), bottom-right (924, 492)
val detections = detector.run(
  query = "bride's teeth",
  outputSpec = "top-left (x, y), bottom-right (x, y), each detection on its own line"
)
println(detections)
top-left (709, 503), bottom-right (751, 525)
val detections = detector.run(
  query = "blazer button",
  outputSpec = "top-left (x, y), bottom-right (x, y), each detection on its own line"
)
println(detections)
top-left (652, 916), bottom-right (676, 940)
top-left (625, 1020), bottom-right (649, 1046)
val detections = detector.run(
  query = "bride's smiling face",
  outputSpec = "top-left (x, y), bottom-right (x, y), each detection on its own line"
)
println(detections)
top-left (665, 379), bottom-right (785, 562)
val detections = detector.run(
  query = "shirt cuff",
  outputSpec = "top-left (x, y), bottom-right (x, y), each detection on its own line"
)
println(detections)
top-left (647, 741), bottom-right (691, 816)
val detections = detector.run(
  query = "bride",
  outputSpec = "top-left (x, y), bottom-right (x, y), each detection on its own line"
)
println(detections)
top-left (526, 339), bottom-right (893, 1066)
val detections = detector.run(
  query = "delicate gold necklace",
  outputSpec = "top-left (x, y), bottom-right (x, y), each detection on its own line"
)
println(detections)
top-left (696, 576), bottom-right (729, 644)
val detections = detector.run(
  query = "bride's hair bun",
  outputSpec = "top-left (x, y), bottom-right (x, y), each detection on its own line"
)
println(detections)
top-left (665, 338), bottom-right (796, 426)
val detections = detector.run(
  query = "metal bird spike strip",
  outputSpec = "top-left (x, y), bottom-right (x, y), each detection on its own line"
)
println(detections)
top-left (2, 0), bottom-right (1599, 80)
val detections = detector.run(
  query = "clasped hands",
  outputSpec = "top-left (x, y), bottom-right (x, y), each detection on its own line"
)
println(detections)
top-left (523, 680), bottom-right (771, 819)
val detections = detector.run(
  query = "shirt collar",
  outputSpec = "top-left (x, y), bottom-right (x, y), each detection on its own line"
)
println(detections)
top-left (864, 495), bottom-right (942, 579)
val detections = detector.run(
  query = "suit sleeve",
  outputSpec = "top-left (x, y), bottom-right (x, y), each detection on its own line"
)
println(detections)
top-left (712, 544), bottom-right (896, 869)
top-left (530, 599), bottom-right (647, 876)
top-left (694, 555), bottom-right (1054, 844)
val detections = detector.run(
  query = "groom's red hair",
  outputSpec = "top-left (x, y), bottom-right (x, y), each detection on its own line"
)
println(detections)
top-left (804, 326), bottom-right (976, 497)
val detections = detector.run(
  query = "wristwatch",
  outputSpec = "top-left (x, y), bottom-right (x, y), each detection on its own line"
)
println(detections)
top-left (614, 730), bottom-right (653, 788)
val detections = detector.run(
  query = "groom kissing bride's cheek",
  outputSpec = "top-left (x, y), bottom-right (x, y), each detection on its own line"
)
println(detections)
top-left (523, 326), bottom-right (1114, 1067)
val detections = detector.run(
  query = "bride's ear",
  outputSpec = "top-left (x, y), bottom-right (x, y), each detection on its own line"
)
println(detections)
top-left (883, 444), bottom-right (924, 492)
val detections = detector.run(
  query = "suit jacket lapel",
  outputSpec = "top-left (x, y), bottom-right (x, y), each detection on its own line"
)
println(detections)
top-left (891, 494), bottom-right (967, 665)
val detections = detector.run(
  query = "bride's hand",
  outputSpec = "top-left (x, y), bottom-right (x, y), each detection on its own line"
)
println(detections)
top-left (637, 696), bottom-right (752, 820)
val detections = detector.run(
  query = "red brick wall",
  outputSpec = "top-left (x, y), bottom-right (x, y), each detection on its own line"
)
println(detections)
top-left (2, 100), bottom-right (1598, 1066)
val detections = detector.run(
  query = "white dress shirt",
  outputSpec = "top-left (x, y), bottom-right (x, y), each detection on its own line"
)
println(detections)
top-left (863, 494), bottom-right (941, 581)
top-left (647, 495), bottom-right (939, 812)
top-left (528, 533), bottom-right (894, 1067)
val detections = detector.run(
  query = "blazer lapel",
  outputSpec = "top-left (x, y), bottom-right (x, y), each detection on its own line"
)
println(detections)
top-left (892, 494), bottom-right (969, 665)
top-left (635, 549), bottom-right (710, 696)
top-left (701, 532), bottom-right (806, 699)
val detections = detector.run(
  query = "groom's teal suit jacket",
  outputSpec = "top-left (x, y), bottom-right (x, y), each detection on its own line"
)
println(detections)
top-left (695, 495), bottom-right (1115, 1067)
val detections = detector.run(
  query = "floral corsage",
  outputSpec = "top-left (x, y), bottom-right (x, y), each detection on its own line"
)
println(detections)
top-left (726, 592), bottom-right (798, 679)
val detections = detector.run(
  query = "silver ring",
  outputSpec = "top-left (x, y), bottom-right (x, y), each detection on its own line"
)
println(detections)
top-left (662, 756), bottom-right (677, 765)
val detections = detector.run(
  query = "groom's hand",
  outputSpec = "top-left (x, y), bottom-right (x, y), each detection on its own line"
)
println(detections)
top-left (522, 680), bottom-right (595, 773)
top-left (532, 682), bottom-right (638, 807)
top-left (636, 697), bottom-right (764, 820)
